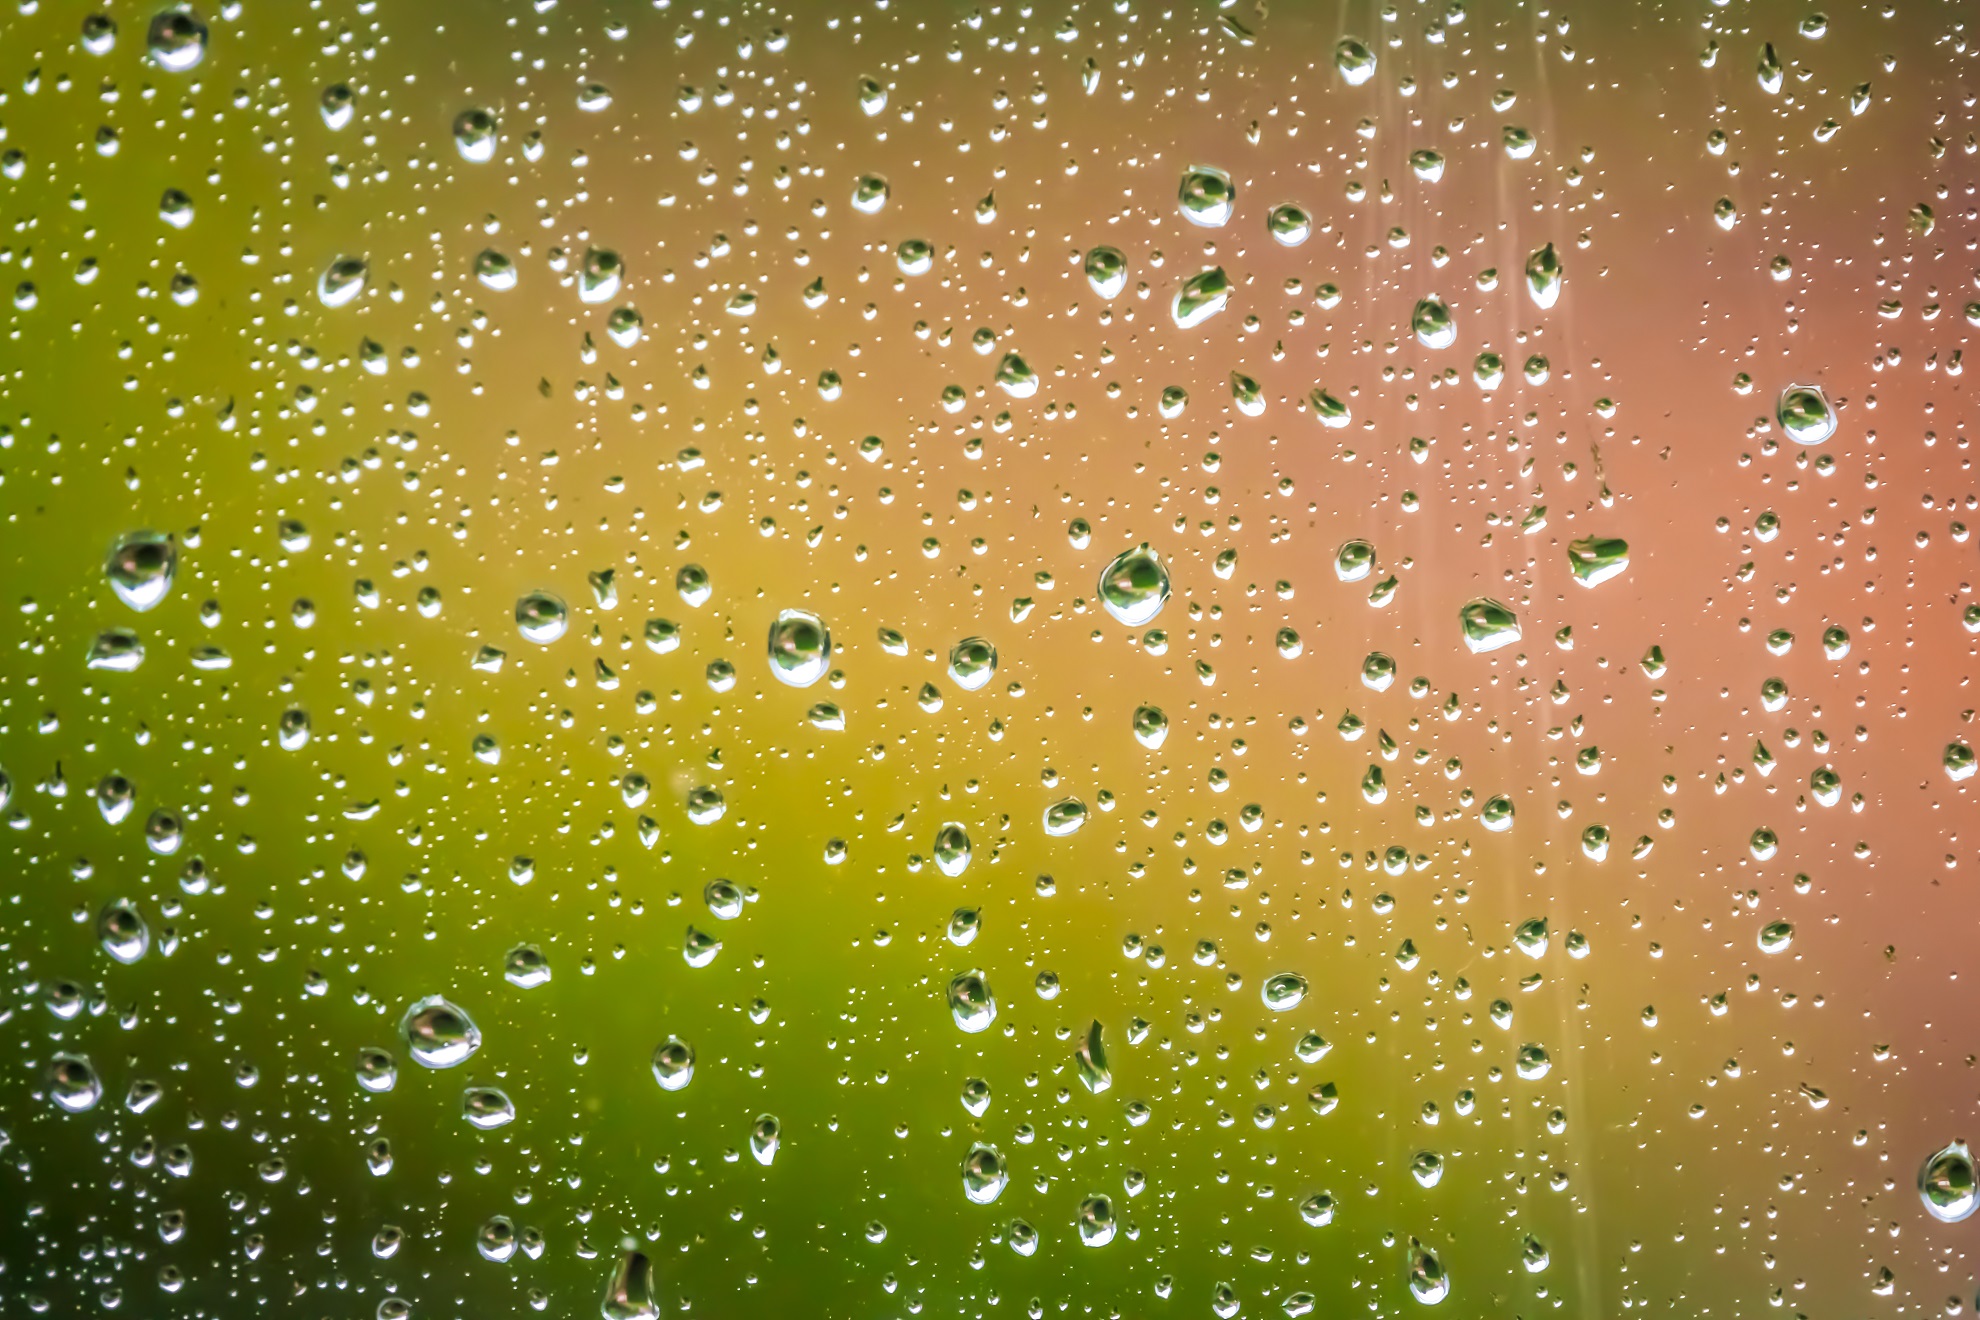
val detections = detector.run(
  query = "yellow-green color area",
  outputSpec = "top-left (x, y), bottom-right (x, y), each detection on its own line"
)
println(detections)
top-left (2, 1), bottom-right (1978, 1316)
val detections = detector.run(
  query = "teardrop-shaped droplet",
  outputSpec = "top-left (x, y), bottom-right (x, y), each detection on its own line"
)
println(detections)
top-left (1525, 242), bottom-right (1562, 309)
top-left (963, 1142), bottom-right (1008, 1203)
top-left (1076, 1020), bottom-right (1111, 1093)
top-left (1919, 1140), bottom-right (1979, 1223)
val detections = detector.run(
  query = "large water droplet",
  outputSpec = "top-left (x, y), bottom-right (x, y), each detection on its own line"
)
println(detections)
top-left (1459, 598), bottom-right (1522, 653)
top-left (1525, 242), bottom-right (1563, 309)
top-left (1920, 1140), bottom-right (1979, 1223)
top-left (318, 257), bottom-right (369, 308)
top-left (1077, 1195), bottom-right (1117, 1246)
top-left (401, 995), bottom-right (481, 1069)
top-left (47, 1053), bottom-right (102, 1113)
top-left (933, 823), bottom-right (972, 877)
top-left (948, 637), bottom-right (997, 691)
top-left (106, 531), bottom-right (176, 611)
top-left (515, 590), bottom-right (568, 643)
top-left (1084, 246), bottom-right (1127, 298)
top-left (948, 971), bottom-right (998, 1033)
top-left (453, 108), bottom-right (498, 161)
top-left (1099, 545), bottom-right (1170, 626)
top-left (1566, 536), bottom-right (1630, 587)
top-left (767, 609), bottom-right (830, 687)
top-left (1043, 798), bottom-right (1089, 837)
top-left (1411, 296), bottom-right (1456, 349)
top-left (1407, 1242), bottom-right (1450, 1304)
top-left (462, 1086), bottom-right (515, 1129)
top-left (1133, 704), bottom-right (1169, 749)
top-left (1076, 1020), bottom-right (1111, 1093)
top-left (963, 1142), bottom-right (1008, 1203)
top-left (1777, 385), bottom-right (1836, 445)
top-left (1335, 38), bottom-right (1377, 85)
top-left (1178, 165), bottom-right (1235, 227)
top-left (146, 8), bottom-right (207, 71)
top-left (601, 1249), bottom-right (660, 1319)
top-left (1262, 973), bottom-right (1308, 1011)
top-left (651, 1038), bottom-right (695, 1091)
top-left (1173, 266), bottom-right (1231, 329)
top-left (98, 898), bottom-right (148, 963)
top-left (1267, 203), bottom-right (1311, 246)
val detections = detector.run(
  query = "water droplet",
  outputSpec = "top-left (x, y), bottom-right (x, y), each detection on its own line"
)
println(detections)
top-left (1179, 165), bottom-right (1236, 227)
top-left (1776, 384), bottom-right (1836, 445)
top-left (896, 238), bottom-right (934, 275)
top-left (1133, 705), bottom-right (1169, 749)
top-left (683, 926), bottom-right (722, 967)
top-left (1410, 296), bottom-right (1456, 349)
top-left (401, 995), bottom-right (481, 1069)
top-left (1361, 652), bottom-right (1396, 691)
top-left (48, 1053), bottom-right (102, 1113)
top-left (320, 82), bottom-right (354, 130)
top-left (1076, 1020), bottom-right (1111, 1093)
top-left (1407, 1242), bottom-right (1450, 1304)
top-left (851, 173), bottom-right (890, 214)
top-left (1409, 149), bottom-right (1446, 182)
top-left (1522, 1235), bottom-right (1550, 1273)
top-left (948, 637), bottom-right (998, 691)
top-left (88, 628), bottom-right (144, 672)
top-left (1459, 598), bottom-right (1522, 653)
top-left (1334, 540), bottom-right (1375, 582)
top-left (1919, 1141), bottom-right (1978, 1223)
top-left (1099, 545), bottom-right (1170, 626)
top-left (1757, 41), bottom-right (1784, 93)
top-left (1946, 742), bottom-right (1977, 782)
top-left (453, 108), bottom-right (498, 162)
top-left (995, 351), bottom-right (1038, 398)
top-left (146, 8), bottom-right (207, 71)
top-left (961, 1078), bottom-right (992, 1116)
top-left (933, 823), bottom-right (972, 878)
top-left (948, 907), bottom-right (981, 946)
top-left (948, 971), bottom-right (998, 1034)
top-left (318, 256), bottom-right (368, 308)
top-left (1077, 1195), bottom-right (1117, 1247)
top-left (1335, 38), bottom-right (1377, 85)
top-left (1410, 1150), bottom-right (1444, 1188)
top-left (356, 1048), bottom-right (397, 1093)
top-left (1043, 797), bottom-right (1089, 837)
top-left (963, 1142), bottom-right (1009, 1203)
top-left (1084, 246), bottom-right (1127, 298)
top-left (600, 1249), bottom-right (660, 1319)
top-left (1516, 1043), bottom-right (1552, 1080)
top-left (1262, 973), bottom-right (1308, 1011)
top-left (651, 1038), bottom-right (695, 1091)
top-left (81, 14), bottom-right (118, 55)
top-left (1758, 920), bottom-right (1795, 954)
top-left (515, 590), bottom-right (567, 643)
top-left (580, 248), bottom-right (624, 303)
top-left (765, 609), bottom-right (830, 687)
top-left (462, 1086), bottom-right (515, 1129)
top-left (98, 898), bottom-right (148, 963)
top-left (1309, 386), bottom-right (1352, 427)
top-left (1567, 535), bottom-right (1630, 587)
top-left (1173, 266), bottom-right (1232, 329)
top-left (478, 1216), bottom-right (517, 1263)
top-left (1298, 1193), bottom-right (1334, 1226)
top-left (474, 249), bottom-right (517, 290)
top-left (503, 944), bottom-right (551, 988)
top-left (1482, 795), bottom-right (1515, 831)
top-left (858, 76), bottom-right (888, 116)
top-left (686, 786), bottom-right (725, 824)
top-left (1268, 203), bottom-right (1312, 245)
top-left (1525, 242), bottom-right (1563, 309)
top-left (105, 531), bottom-right (176, 611)
top-left (750, 1115), bottom-right (781, 1165)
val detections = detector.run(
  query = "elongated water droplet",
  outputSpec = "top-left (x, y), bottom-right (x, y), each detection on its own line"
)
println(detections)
top-left (1043, 797), bottom-right (1088, 837)
top-left (601, 1249), bottom-right (661, 1319)
top-left (318, 256), bottom-right (368, 308)
top-left (1408, 1242), bottom-right (1449, 1304)
top-left (1173, 266), bottom-right (1231, 328)
top-left (48, 1053), bottom-right (102, 1113)
top-left (963, 1142), bottom-right (1008, 1203)
top-left (1262, 973), bottom-right (1308, 1011)
top-left (933, 823), bottom-right (972, 877)
top-left (1525, 242), bottom-right (1562, 308)
top-left (1566, 535), bottom-right (1630, 587)
top-left (1076, 1020), bottom-right (1111, 1093)
top-left (750, 1115), bottom-right (780, 1165)
top-left (651, 1038), bottom-right (694, 1091)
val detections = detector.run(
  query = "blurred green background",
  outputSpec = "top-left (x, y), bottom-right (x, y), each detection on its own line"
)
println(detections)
top-left (1, 0), bottom-right (1976, 1315)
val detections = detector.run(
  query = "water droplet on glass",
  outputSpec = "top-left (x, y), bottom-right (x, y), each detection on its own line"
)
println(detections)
top-left (1268, 203), bottom-right (1312, 245)
top-left (48, 1053), bottom-right (102, 1113)
top-left (1309, 387), bottom-right (1351, 428)
top-left (1776, 385), bottom-right (1836, 445)
top-left (462, 1086), bottom-right (515, 1129)
top-left (1262, 973), bottom-right (1308, 1011)
top-left (515, 590), bottom-right (567, 643)
top-left (1076, 1020), bottom-right (1111, 1093)
top-left (1084, 246), bottom-right (1127, 298)
top-left (1173, 266), bottom-right (1231, 329)
top-left (851, 174), bottom-right (890, 215)
top-left (1408, 1242), bottom-right (1450, 1304)
top-left (1043, 798), bottom-right (1088, 837)
top-left (1335, 540), bottom-right (1375, 582)
top-left (98, 898), bottom-right (148, 963)
top-left (948, 907), bottom-right (981, 946)
top-left (766, 609), bottom-right (830, 687)
top-left (504, 944), bottom-right (551, 989)
top-left (933, 823), bottom-right (972, 878)
top-left (600, 1249), bottom-right (660, 1319)
top-left (1409, 149), bottom-right (1446, 182)
top-left (478, 1216), bottom-right (517, 1263)
top-left (1335, 38), bottom-right (1377, 85)
top-left (320, 82), bottom-right (354, 129)
top-left (1567, 536), bottom-right (1630, 587)
top-left (1758, 920), bottom-right (1795, 954)
top-left (1411, 296), bottom-right (1456, 349)
top-left (453, 108), bottom-right (498, 162)
top-left (106, 531), bottom-right (176, 611)
top-left (88, 628), bottom-right (144, 672)
top-left (401, 995), bottom-right (481, 1069)
top-left (1133, 705), bottom-right (1169, 749)
top-left (1178, 165), bottom-right (1236, 227)
top-left (651, 1038), bottom-right (695, 1091)
top-left (1459, 598), bottom-right (1522, 653)
top-left (356, 1048), bottom-right (397, 1093)
top-left (948, 971), bottom-right (998, 1034)
top-left (858, 76), bottom-right (888, 116)
top-left (318, 256), bottom-right (368, 308)
top-left (750, 1115), bottom-right (781, 1165)
top-left (963, 1142), bottom-right (1009, 1203)
top-left (1919, 1141), bottom-right (1979, 1223)
top-left (948, 637), bottom-right (998, 691)
top-left (995, 351), bottom-right (1038, 397)
top-left (1410, 1150), bottom-right (1444, 1188)
top-left (961, 1078), bottom-right (992, 1116)
top-left (146, 8), bottom-right (207, 71)
top-left (1526, 242), bottom-right (1563, 309)
top-left (1099, 545), bottom-right (1170, 626)
top-left (1077, 1195), bottom-right (1117, 1247)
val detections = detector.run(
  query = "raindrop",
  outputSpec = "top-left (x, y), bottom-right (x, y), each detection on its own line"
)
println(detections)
top-left (1335, 38), bottom-right (1377, 85)
top-left (600, 1249), bottom-right (660, 1319)
top-left (1459, 598), bottom-right (1522, 653)
top-left (1411, 296), bottom-right (1456, 349)
top-left (515, 591), bottom-right (567, 643)
top-left (651, 1038), bottom-right (695, 1091)
top-left (1173, 267), bottom-right (1231, 329)
top-left (1267, 204), bottom-right (1311, 246)
top-left (767, 609), bottom-right (831, 687)
top-left (453, 108), bottom-right (498, 162)
top-left (1262, 973), bottom-right (1308, 1011)
top-left (98, 899), bottom-right (148, 963)
top-left (948, 637), bottom-right (998, 691)
top-left (105, 531), bottom-right (176, 611)
top-left (1178, 166), bottom-right (1236, 227)
top-left (948, 971), bottom-right (998, 1034)
top-left (1084, 246), bottom-right (1127, 298)
top-left (1776, 385), bottom-right (1836, 445)
top-left (47, 1053), bottom-right (102, 1113)
top-left (401, 995), bottom-right (481, 1069)
top-left (963, 1143), bottom-right (1009, 1203)
top-left (933, 823), bottom-right (972, 878)
top-left (1099, 545), bottom-right (1171, 626)
top-left (1566, 536), bottom-right (1630, 587)
top-left (318, 257), bottom-right (368, 308)
top-left (146, 8), bottom-right (207, 71)
top-left (1919, 1141), bottom-right (1978, 1223)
